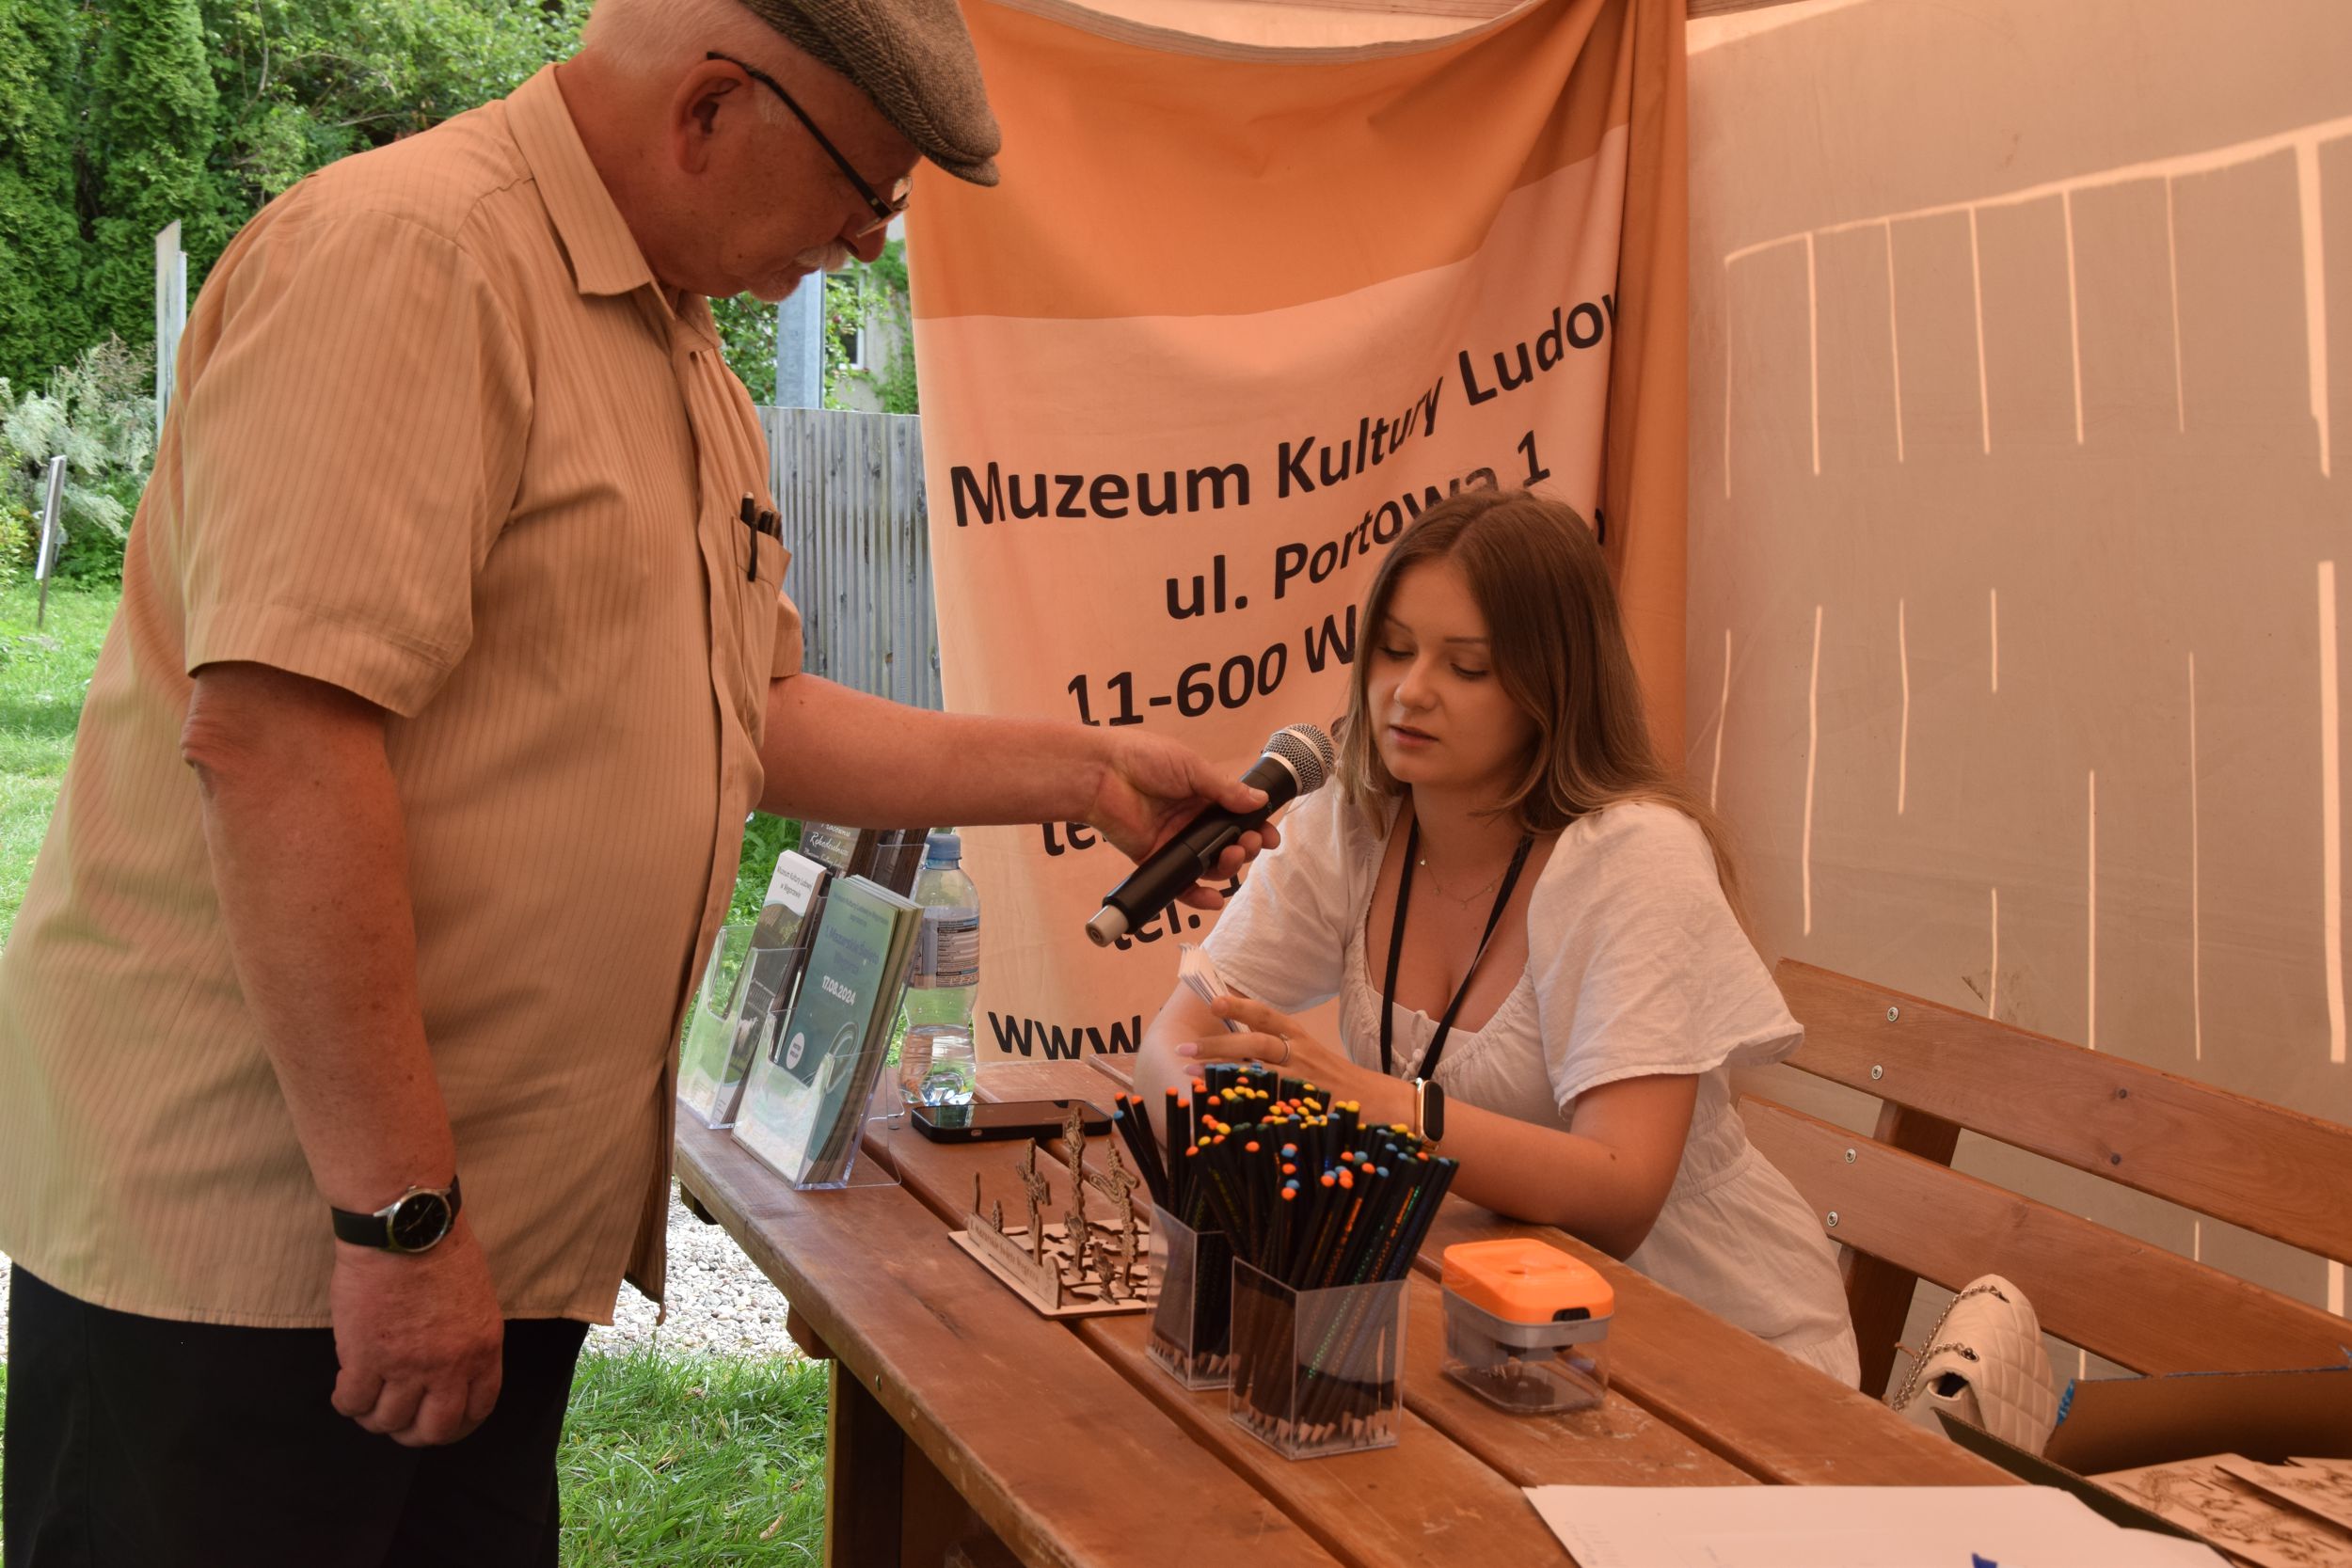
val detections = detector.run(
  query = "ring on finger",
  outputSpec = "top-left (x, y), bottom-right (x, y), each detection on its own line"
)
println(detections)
top-left (1275, 1034), bottom-right (1293, 1066)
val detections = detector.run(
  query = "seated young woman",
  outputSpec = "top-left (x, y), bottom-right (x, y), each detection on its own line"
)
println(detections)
top-left (1133, 488), bottom-right (1860, 1384)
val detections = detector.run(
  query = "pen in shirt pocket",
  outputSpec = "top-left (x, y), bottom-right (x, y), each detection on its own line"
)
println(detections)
top-left (739, 494), bottom-right (760, 581)
top-left (739, 494), bottom-right (783, 582)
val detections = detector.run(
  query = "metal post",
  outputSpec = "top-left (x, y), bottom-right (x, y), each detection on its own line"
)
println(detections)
top-left (154, 221), bottom-right (185, 434)
top-left (35, 455), bottom-right (66, 629)
top-left (775, 273), bottom-right (824, 410)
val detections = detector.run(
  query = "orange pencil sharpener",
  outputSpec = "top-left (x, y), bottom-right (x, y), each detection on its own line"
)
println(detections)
top-left (1439, 1238), bottom-right (1615, 1414)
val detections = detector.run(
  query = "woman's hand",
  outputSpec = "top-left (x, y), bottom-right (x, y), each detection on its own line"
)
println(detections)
top-left (1175, 997), bottom-right (1358, 1092)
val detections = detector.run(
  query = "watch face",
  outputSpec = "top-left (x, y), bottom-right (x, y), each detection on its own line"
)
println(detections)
top-left (388, 1191), bottom-right (453, 1252)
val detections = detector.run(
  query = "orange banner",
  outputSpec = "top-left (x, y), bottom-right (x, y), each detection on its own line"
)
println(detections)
top-left (909, 0), bottom-right (1687, 1067)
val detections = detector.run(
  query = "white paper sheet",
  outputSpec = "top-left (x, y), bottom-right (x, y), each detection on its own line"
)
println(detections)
top-left (1522, 1485), bottom-right (2230, 1568)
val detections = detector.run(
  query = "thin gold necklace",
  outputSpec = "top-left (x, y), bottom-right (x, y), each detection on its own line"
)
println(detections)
top-left (1414, 845), bottom-right (1514, 903)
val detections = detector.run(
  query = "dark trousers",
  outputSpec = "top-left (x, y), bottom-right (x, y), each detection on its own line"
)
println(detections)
top-left (4, 1264), bottom-right (590, 1568)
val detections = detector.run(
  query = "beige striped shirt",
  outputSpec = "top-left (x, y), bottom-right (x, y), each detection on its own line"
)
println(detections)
top-left (0, 66), bottom-right (800, 1326)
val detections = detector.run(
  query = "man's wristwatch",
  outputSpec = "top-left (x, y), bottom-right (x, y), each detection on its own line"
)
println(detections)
top-left (1411, 1077), bottom-right (1446, 1146)
top-left (330, 1176), bottom-right (462, 1254)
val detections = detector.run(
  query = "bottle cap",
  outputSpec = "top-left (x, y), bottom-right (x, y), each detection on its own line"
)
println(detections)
top-left (924, 829), bottom-right (962, 865)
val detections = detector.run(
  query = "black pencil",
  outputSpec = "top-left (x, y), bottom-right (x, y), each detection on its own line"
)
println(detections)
top-left (1113, 1098), bottom-right (1169, 1211)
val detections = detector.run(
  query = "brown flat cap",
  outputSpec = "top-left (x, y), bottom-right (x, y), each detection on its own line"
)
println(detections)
top-left (740, 0), bottom-right (1001, 186)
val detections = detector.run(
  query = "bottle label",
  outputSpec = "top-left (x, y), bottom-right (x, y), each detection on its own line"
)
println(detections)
top-left (913, 911), bottom-right (979, 988)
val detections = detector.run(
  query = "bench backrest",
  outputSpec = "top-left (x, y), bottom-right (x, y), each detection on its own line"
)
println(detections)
top-left (1749, 960), bottom-right (2352, 1395)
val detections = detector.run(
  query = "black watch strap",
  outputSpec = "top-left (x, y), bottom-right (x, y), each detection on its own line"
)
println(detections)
top-left (330, 1174), bottom-right (462, 1252)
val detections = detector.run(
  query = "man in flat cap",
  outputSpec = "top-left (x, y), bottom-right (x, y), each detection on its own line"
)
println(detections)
top-left (0, 2), bottom-right (1268, 1561)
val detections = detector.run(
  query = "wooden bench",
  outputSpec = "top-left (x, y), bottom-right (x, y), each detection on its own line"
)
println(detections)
top-left (1744, 960), bottom-right (2352, 1399)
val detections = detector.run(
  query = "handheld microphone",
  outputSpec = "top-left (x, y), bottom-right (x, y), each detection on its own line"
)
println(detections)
top-left (1083, 723), bottom-right (1335, 947)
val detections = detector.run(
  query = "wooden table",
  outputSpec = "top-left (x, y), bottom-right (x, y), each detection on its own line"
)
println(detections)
top-left (675, 1061), bottom-right (2010, 1568)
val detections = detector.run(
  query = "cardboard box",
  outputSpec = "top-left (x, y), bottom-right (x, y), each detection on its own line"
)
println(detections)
top-left (1940, 1367), bottom-right (2352, 1560)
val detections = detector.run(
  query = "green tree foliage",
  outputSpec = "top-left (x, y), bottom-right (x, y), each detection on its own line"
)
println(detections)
top-left (711, 293), bottom-right (782, 404)
top-left (199, 0), bottom-right (592, 213)
top-left (0, 0), bottom-right (593, 382)
top-left (710, 243), bottom-right (920, 414)
top-left (82, 0), bottom-right (225, 356)
top-left (828, 242), bottom-right (916, 414)
top-left (5, 0), bottom-right (925, 423)
top-left (0, 0), bottom-right (89, 387)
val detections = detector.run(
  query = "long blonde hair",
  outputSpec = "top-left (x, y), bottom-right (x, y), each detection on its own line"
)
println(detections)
top-left (1334, 487), bottom-right (1741, 908)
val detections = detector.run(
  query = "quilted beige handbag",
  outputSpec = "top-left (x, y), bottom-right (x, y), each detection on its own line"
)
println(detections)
top-left (1887, 1275), bottom-right (2059, 1453)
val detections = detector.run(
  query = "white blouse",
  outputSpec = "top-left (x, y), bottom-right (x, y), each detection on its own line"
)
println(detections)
top-left (1203, 787), bottom-right (1861, 1385)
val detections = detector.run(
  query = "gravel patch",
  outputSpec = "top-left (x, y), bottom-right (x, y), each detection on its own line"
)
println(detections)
top-left (0, 1195), bottom-right (798, 1366)
top-left (587, 1188), bottom-right (800, 1361)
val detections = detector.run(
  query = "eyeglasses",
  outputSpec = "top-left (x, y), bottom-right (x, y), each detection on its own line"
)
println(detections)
top-left (706, 51), bottom-right (911, 235)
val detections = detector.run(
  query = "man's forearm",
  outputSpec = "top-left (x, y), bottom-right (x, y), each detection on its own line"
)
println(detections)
top-left (757, 673), bottom-right (1110, 826)
top-left (185, 666), bottom-right (455, 1214)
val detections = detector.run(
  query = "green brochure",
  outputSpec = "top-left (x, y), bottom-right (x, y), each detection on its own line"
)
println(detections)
top-left (732, 875), bottom-right (920, 1188)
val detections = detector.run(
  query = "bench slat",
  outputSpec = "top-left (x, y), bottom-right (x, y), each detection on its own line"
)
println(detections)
top-left (1077, 1310), bottom-right (1572, 1568)
top-left (1775, 961), bottom-right (2352, 1266)
top-left (1741, 1095), bottom-right (2352, 1376)
top-left (1395, 1271), bottom-right (1755, 1488)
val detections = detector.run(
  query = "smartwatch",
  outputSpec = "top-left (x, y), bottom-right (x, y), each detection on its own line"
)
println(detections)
top-left (330, 1175), bottom-right (462, 1254)
top-left (1411, 1077), bottom-right (1446, 1146)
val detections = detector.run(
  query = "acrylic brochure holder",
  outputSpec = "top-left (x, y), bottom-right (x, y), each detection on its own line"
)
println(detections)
top-left (728, 867), bottom-right (923, 1194)
top-left (728, 1004), bottom-right (907, 1194)
top-left (803, 1111), bottom-right (904, 1195)
top-left (676, 924), bottom-right (755, 1130)
top-left (680, 851), bottom-right (832, 1131)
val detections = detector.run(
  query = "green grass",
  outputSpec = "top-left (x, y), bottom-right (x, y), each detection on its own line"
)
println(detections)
top-left (0, 578), bottom-right (121, 942)
top-left (0, 578), bottom-right (832, 1566)
top-left (561, 1350), bottom-right (830, 1565)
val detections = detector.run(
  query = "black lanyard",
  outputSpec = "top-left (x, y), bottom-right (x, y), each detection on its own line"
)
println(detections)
top-left (1379, 818), bottom-right (1534, 1081)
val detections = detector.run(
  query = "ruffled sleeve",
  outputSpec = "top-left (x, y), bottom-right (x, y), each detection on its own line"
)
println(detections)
top-left (1528, 802), bottom-right (1802, 1110)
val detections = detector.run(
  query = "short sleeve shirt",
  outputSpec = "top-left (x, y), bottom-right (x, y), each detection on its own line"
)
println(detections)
top-left (0, 66), bottom-right (802, 1326)
top-left (1205, 791), bottom-right (1860, 1376)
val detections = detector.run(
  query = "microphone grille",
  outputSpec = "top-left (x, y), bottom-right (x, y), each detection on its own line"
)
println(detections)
top-left (1263, 723), bottom-right (1336, 793)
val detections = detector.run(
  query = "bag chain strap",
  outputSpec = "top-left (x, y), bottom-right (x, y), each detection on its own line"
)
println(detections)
top-left (1888, 1280), bottom-right (2012, 1412)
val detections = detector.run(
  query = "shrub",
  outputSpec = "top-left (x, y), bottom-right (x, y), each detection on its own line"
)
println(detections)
top-left (0, 336), bottom-right (157, 580)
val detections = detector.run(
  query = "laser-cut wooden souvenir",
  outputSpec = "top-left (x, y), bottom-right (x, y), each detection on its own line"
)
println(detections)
top-left (1083, 1138), bottom-right (1143, 1302)
top-left (949, 1135), bottom-right (1156, 1318)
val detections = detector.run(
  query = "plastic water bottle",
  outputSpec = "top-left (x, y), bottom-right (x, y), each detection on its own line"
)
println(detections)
top-left (897, 830), bottom-right (979, 1108)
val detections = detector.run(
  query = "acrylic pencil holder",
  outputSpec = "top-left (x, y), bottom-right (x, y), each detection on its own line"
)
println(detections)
top-left (1147, 1206), bottom-right (1232, 1390)
top-left (1227, 1259), bottom-right (1408, 1460)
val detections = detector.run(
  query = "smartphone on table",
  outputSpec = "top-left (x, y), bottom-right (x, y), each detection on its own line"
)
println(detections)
top-left (909, 1097), bottom-right (1112, 1143)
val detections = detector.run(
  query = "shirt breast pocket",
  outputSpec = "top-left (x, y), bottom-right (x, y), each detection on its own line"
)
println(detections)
top-left (731, 512), bottom-right (790, 735)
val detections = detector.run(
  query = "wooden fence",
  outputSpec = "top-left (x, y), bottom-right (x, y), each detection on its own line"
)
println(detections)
top-left (760, 406), bottom-right (941, 709)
